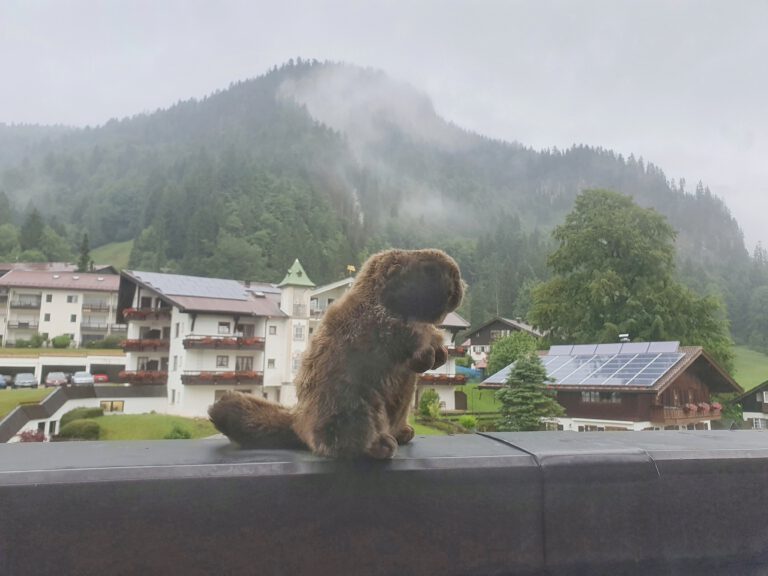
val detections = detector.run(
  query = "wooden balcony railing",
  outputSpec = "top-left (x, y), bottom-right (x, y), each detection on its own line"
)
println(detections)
top-left (447, 346), bottom-right (467, 357)
top-left (121, 339), bottom-right (170, 351)
top-left (419, 373), bottom-right (467, 384)
top-left (650, 404), bottom-right (722, 424)
top-left (181, 371), bottom-right (264, 385)
top-left (182, 336), bottom-right (265, 351)
top-left (118, 370), bottom-right (168, 385)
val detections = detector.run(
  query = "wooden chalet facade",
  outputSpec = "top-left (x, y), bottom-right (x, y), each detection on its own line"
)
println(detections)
top-left (481, 342), bottom-right (742, 432)
top-left (737, 380), bottom-right (768, 430)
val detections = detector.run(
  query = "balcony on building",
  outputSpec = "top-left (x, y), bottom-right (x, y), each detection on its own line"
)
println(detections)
top-left (118, 370), bottom-right (168, 385)
top-left (110, 324), bottom-right (128, 332)
top-left (182, 336), bottom-right (265, 351)
top-left (181, 370), bottom-right (264, 385)
top-left (10, 297), bottom-right (41, 309)
top-left (122, 338), bottom-right (171, 352)
top-left (649, 403), bottom-right (722, 426)
top-left (82, 299), bottom-right (111, 312)
top-left (122, 305), bottom-right (172, 321)
top-left (81, 321), bottom-right (110, 332)
top-left (7, 320), bottom-right (40, 330)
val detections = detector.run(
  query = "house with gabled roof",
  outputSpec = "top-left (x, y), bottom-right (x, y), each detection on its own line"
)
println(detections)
top-left (463, 316), bottom-right (543, 363)
top-left (0, 270), bottom-right (124, 347)
top-left (737, 380), bottom-right (768, 430)
top-left (480, 341), bottom-right (742, 431)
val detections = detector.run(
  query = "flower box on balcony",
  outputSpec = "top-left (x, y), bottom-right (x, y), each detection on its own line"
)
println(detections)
top-left (123, 308), bottom-right (172, 320)
top-left (683, 403), bottom-right (698, 413)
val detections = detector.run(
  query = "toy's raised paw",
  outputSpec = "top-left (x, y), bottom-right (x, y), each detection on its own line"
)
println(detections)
top-left (409, 346), bottom-right (436, 373)
top-left (367, 433), bottom-right (398, 459)
top-left (432, 345), bottom-right (448, 370)
top-left (395, 425), bottom-right (415, 445)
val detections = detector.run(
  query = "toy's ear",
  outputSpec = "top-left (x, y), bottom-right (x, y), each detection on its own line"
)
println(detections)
top-left (379, 256), bottom-right (463, 322)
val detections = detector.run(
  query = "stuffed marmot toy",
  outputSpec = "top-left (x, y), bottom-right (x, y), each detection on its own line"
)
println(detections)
top-left (208, 248), bottom-right (464, 459)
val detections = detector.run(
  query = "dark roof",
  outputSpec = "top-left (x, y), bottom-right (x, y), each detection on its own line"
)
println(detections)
top-left (735, 379), bottom-right (768, 402)
top-left (480, 342), bottom-right (742, 395)
top-left (0, 270), bottom-right (119, 292)
top-left (464, 316), bottom-right (543, 339)
top-left (121, 270), bottom-right (287, 318)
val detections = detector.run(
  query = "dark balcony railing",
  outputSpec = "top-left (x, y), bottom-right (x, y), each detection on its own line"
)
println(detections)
top-left (182, 336), bottom-right (265, 351)
top-left (181, 370), bottom-right (264, 385)
top-left (110, 324), bottom-right (128, 332)
top-left (118, 370), bottom-right (168, 385)
top-left (122, 307), bottom-right (172, 320)
top-left (82, 303), bottom-right (110, 312)
top-left (9, 299), bottom-right (41, 309)
top-left (122, 339), bottom-right (170, 351)
top-left (81, 322), bottom-right (109, 332)
top-left (447, 346), bottom-right (467, 357)
top-left (7, 321), bottom-right (39, 329)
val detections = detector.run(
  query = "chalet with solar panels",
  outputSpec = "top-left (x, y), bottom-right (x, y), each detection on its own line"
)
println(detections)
top-left (481, 341), bottom-right (742, 431)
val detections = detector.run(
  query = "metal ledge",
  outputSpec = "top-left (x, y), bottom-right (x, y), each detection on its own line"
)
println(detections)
top-left (1, 432), bottom-right (768, 575)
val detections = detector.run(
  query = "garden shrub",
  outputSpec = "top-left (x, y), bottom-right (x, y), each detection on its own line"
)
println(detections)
top-left (51, 334), bottom-right (72, 349)
top-left (58, 419), bottom-right (101, 440)
top-left (418, 389), bottom-right (441, 418)
top-left (17, 429), bottom-right (45, 442)
top-left (458, 415), bottom-right (478, 430)
top-left (60, 407), bottom-right (104, 428)
top-left (86, 335), bottom-right (123, 349)
top-left (164, 424), bottom-right (192, 440)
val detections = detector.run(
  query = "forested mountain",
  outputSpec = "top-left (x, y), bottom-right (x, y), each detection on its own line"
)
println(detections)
top-left (0, 59), bottom-right (762, 345)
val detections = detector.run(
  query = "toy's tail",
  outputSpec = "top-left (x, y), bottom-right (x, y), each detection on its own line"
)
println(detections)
top-left (208, 391), bottom-right (306, 449)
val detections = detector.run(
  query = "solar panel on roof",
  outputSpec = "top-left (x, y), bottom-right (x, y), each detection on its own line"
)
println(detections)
top-left (619, 342), bottom-right (650, 354)
top-left (570, 344), bottom-right (598, 355)
top-left (548, 345), bottom-right (574, 356)
top-left (133, 271), bottom-right (248, 301)
top-left (647, 341), bottom-right (680, 353)
top-left (594, 343), bottom-right (622, 355)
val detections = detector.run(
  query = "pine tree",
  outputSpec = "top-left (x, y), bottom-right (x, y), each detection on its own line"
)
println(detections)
top-left (496, 353), bottom-right (564, 432)
top-left (77, 233), bottom-right (91, 272)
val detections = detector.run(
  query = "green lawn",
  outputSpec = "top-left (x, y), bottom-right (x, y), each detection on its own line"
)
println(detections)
top-left (733, 345), bottom-right (768, 391)
top-left (91, 413), bottom-right (217, 440)
top-left (0, 388), bottom-right (51, 419)
top-left (454, 383), bottom-right (500, 412)
top-left (91, 240), bottom-right (133, 270)
top-left (409, 416), bottom-right (447, 436)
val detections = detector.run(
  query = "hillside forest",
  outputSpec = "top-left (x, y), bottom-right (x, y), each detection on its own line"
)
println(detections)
top-left (1, 59), bottom-right (766, 356)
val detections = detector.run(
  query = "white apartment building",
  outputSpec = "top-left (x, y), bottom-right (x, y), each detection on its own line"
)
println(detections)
top-left (0, 270), bottom-right (125, 347)
top-left (118, 262), bottom-right (318, 416)
top-left (119, 263), bottom-right (471, 417)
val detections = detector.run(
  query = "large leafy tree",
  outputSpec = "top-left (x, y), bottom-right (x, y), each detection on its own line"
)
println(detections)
top-left (487, 332), bottom-right (539, 376)
top-left (496, 353), bottom-right (565, 432)
top-left (530, 189), bottom-right (734, 371)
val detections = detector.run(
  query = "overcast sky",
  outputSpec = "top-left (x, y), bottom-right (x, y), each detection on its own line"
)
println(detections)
top-left (1, 0), bottom-right (766, 249)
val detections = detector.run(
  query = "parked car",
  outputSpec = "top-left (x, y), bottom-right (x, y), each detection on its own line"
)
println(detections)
top-left (0, 375), bottom-right (10, 389)
top-left (13, 373), bottom-right (38, 389)
top-left (45, 371), bottom-right (69, 387)
top-left (92, 373), bottom-right (109, 383)
top-left (71, 371), bottom-right (95, 386)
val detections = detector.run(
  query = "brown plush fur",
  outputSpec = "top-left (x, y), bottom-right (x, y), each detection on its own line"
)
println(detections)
top-left (208, 248), bottom-right (464, 459)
